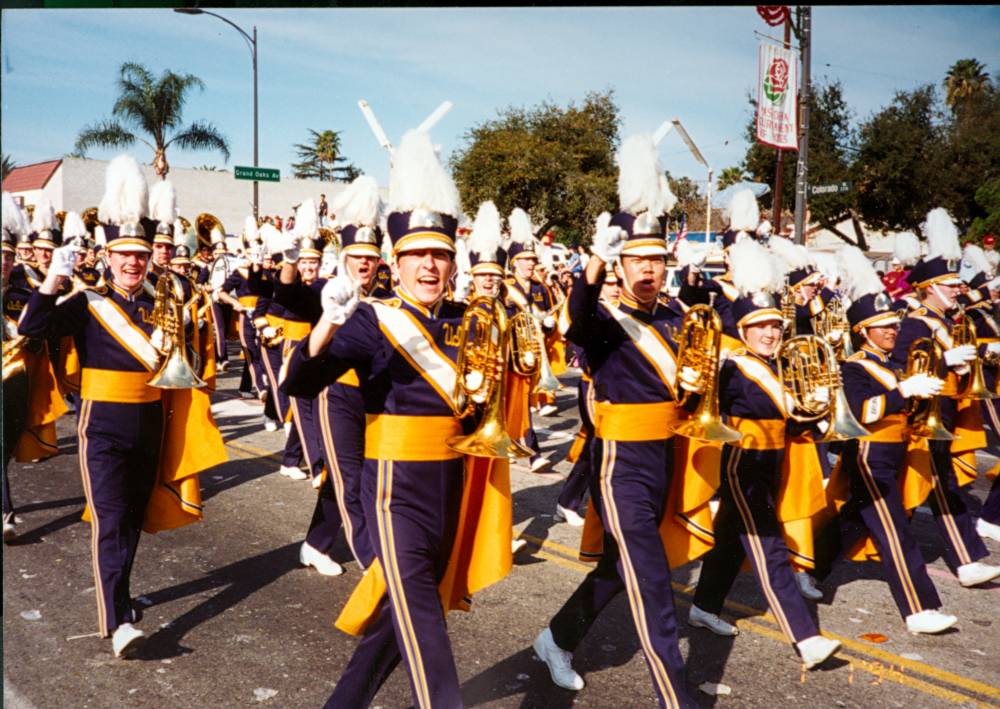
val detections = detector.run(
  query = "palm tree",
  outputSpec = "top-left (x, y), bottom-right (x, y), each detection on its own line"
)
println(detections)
top-left (75, 62), bottom-right (230, 178)
top-left (291, 129), bottom-right (358, 182)
top-left (716, 166), bottom-right (746, 191)
top-left (1, 154), bottom-right (16, 181)
top-left (944, 58), bottom-right (989, 109)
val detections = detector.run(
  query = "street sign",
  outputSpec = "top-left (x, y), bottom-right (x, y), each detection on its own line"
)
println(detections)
top-left (234, 166), bottom-right (280, 182)
top-left (808, 181), bottom-right (851, 195)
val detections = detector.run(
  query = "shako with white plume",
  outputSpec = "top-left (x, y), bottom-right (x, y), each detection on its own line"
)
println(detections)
top-left (468, 201), bottom-right (506, 276)
top-left (31, 198), bottom-right (61, 249)
top-left (97, 155), bottom-right (152, 253)
top-left (838, 246), bottom-right (898, 333)
top-left (722, 188), bottom-right (761, 250)
top-left (729, 236), bottom-right (785, 331)
top-left (148, 180), bottom-right (177, 244)
top-left (611, 133), bottom-right (675, 257)
top-left (294, 199), bottom-right (323, 258)
top-left (506, 207), bottom-right (537, 265)
top-left (909, 207), bottom-right (963, 288)
top-left (333, 175), bottom-right (383, 258)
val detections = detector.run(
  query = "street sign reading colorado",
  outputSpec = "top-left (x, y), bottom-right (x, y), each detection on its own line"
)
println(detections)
top-left (808, 181), bottom-right (852, 195)
top-left (234, 166), bottom-right (280, 182)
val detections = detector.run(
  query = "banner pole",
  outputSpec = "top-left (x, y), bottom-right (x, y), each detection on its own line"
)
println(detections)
top-left (772, 14), bottom-right (792, 233)
top-left (793, 6), bottom-right (811, 246)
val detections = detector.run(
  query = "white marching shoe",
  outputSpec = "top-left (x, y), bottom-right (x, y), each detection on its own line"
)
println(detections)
top-left (533, 627), bottom-right (584, 691)
top-left (112, 623), bottom-right (146, 659)
top-left (957, 561), bottom-right (1000, 587)
top-left (279, 465), bottom-right (308, 481)
top-left (796, 571), bottom-right (823, 600)
top-left (977, 518), bottom-right (1000, 544)
top-left (3, 514), bottom-right (16, 543)
top-left (796, 635), bottom-right (841, 670)
top-left (299, 542), bottom-right (344, 577)
top-left (688, 605), bottom-right (739, 636)
top-left (263, 418), bottom-right (279, 432)
top-left (512, 538), bottom-right (528, 555)
top-left (906, 609), bottom-right (958, 634)
top-left (554, 504), bottom-right (585, 527)
top-left (530, 457), bottom-right (553, 473)
top-left (538, 404), bottom-right (559, 417)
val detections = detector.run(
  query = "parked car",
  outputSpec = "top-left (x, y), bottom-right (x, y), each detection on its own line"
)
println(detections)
top-left (663, 262), bottom-right (727, 298)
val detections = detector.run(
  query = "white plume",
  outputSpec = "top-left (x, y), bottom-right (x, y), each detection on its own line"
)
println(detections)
top-left (381, 231), bottom-right (394, 266)
top-left (594, 211), bottom-right (612, 234)
top-left (98, 155), bottom-right (148, 225)
top-left (731, 237), bottom-right (782, 295)
top-left (726, 188), bottom-right (760, 232)
top-left (756, 219), bottom-right (773, 237)
top-left (837, 246), bottom-right (883, 300)
top-left (508, 208), bottom-right (535, 248)
top-left (922, 207), bottom-right (961, 260)
top-left (962, 243), bottom-right (991, 277)
top-left (454, 235), bottom-right (470, 274)
top-left (469, 201), bottom-right (502, 261)
top-left (332, 175), bottom-right (383, 227)
top-left (243, 216), bottom-right (259, 243)
top-left (810, 250), bottom-right (839, 285)
top-left (62, 211), bottom-right (88, 240)
top-left (768, 234), bottom-right (810, 274)
top-left (616, 133), bottom-right (676, 217)
top-left (173, 219), bottom-right (192, 249)
top-left (293, 199), bottom-right (319, 239)
top-left (893, 232), bottom-right (921, 267)
top-left (388, 130), bottom-right (461, 217)
top-left (30, 198), bottom-right (55, 232)
top-left (2, 192), bottom-right (27, 235)
top-left (675, 238), bottom-right (708, 270)
top-left (259, 223), bottom-right (282, 255)
top-left (148, 180), bottom-right (177, 224)
top-left (94, 225), bottom-right (107, 247)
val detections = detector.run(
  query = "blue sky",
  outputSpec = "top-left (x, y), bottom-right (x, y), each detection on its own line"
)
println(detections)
top-left (2, 6), bottom-right (999, 197)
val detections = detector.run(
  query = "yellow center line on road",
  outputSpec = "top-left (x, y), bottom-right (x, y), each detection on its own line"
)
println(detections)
top-left (219, 435), bottom-right (998, 707)
top-left (519, 533), bottom-right (1000, 708)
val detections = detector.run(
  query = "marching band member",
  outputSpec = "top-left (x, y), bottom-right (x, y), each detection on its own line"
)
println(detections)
top-left (18, 155), bottom-right (215, 658)
top-left (532, 133), bottom-right (698, 708)
top-left (248, 227), bottom-right (282, 430)
top-left (63, 212), bottom-right (102, 287)
top-left (821, 246), bottom-right (957, 633)
top-left (889, 208), bottom-right (1000, 587)
top-left (956, 243), bottom-right (1000, 543)
top-left (284, 129), bottom-right (510, 709)
top-left (2, 202), bottom-right (29, 541)
top-left (689, 236), bottom-right (841, 670)
top-left (148, 180), bottom-right (177, 278)
top-left (768, 235), bottom-right (827, 337)
top-left (271, 200), bottom-right (327, 484)
top-left (506, 208), bottom-right (555, 471)
top-left (296, 176), bottom-right (389, 576)
top-left (704, 188), bottom-right (761, 344)
top-left (196, 226), bottom-right (231, 371)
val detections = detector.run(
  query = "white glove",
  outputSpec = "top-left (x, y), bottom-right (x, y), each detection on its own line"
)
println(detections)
top-left (261, 326), bottom-right (277, 340)
top-left (321, 275), bottom-right (360, 326)
top-left (542, 314), bottom-right (556, 331)
top-left (987, 342), bottom-right (1000, 354)
top-left (825, 328), bottom-right (844, 344)
top-left (986, 276), bottom-right (1000, 291)
top-left (49, 244), bottom-right (78, 278)
top-left (898, 372), bottom-right (944, 398)
top-left (150, 329), bottom-right (165, 352)
top-left (281, 234), bottom-right (301, 264)
top-left (591, 225), bottom-right (626, 264)
top-left (678, 365), bottom-right (705, 394)
top-left (804, 386), bottom-right (830, 409)
top-left (943, 344), bottom-right (976, 367)
top-left (453, 273), bottom-right (472, 302)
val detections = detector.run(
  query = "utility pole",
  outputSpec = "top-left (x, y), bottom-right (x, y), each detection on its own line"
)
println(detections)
top-left (771, 16), bottom-right (792, 233)
top-left (793, 6), bottom-right (811, 246)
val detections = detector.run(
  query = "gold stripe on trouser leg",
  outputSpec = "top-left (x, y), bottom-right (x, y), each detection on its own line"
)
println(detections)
top-left (77, 401), bottom-right (108, 637)
top-left (317, 394), bottom-right (356, 562)
top-left (929, 451), bottom-right (973, 566)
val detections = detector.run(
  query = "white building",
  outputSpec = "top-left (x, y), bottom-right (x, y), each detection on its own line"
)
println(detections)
top-left (2, 157), bottom-right (354, 234)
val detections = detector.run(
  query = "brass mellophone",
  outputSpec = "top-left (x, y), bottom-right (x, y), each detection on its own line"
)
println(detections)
top-left (149, 273), bottom-right (207, 390)
top-left (904, 337), bottom-right (954, 441)
top-left (952, 305), bottom-right (995, 401)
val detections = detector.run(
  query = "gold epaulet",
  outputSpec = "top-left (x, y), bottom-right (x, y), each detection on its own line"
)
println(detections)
top-left (846, 351), bottom-right (866, 363)
top-left (728, 346), bottom-right (749, 357)
top-left (373, 296), bottom-right (402, 308)
top-left (908, 306), bottom-right (928, 317)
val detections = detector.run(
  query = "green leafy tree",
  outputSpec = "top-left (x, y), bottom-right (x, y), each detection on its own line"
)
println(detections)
top-left (852, 85), bottom-right (949, 233)
top-left (1, 154), bottom-right (15, 181)
top-left (965, 177), bottom-right (1000, 243)
top-left (291, 129), bottom-right (358, 182)
top-left (944, 58), bottom-right (989, 110)
top-left (451, 90), bottom-right (620, 243)
top-left (75, 62), bottom-right (230, 178)
top-left (716, 166), bottom-right (745, 191)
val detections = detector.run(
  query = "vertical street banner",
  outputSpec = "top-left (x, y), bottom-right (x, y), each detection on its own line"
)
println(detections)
top-left (756, 41), bottom-right (798, 150)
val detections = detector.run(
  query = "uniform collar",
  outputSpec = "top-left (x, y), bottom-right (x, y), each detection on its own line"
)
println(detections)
top-left (395, 284), bottom-right (443, 319)
top-left (618, 288), bottom-right (657, 316)
top-left (861, 344), bottom-right (889, 362)
top-left (921, 301), bottom-right (948, 319)
top-left (108, 278), bottom-right (143, 302)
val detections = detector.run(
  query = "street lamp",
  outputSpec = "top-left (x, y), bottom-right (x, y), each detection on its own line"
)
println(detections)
top-left (175, 8), bottom-right (259, 219)
top-left (670, 119), bottom-right (712, 242)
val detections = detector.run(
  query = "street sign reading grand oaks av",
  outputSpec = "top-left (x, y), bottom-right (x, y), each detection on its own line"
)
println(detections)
top-left (234, 166), bottom-right (280, 182)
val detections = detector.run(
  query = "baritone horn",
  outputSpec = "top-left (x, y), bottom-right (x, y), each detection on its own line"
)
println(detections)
top-left (149, 274), bottom-right (207, 389)
top-left (448, 294), bottom-right (533, 459)
top-left (952, 305), bottom-right (995, 400)
top-left (777, 334), bottom-right (870, 442)
top-left (670, 303), bottom-right (741, 443)
top-left (904, 337), bottom-right (954, 441)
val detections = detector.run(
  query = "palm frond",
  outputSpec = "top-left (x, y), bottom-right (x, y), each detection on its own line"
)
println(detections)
top-left (166, 121), bottom-right (231, 161)
top-left (74, 120), bottom-right (137, 155)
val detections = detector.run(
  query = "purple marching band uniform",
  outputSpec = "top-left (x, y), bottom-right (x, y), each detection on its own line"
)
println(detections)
top-left (220, 265), bottom-right (269, 396)
top-left (3, 228), bottom-right (30, 534)
top-left (18, 221), bottom-right (165, 640)
top-left (826, 291), bottom-right (945, 620)
top-left (283, 206), bottom-right (472, 709)
top-left (543, 209), bottom-right (697, 709)
top-left (888, 284), bottom-right (991, 574)
top-left (196, 259), bottom-right (229, 366)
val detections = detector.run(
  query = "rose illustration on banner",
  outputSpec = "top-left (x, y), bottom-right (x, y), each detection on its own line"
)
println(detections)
top-left (764, 57), bottom-right (789, 103)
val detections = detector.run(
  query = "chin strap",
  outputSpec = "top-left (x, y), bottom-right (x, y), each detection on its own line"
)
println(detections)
top-left (930, 283), bottom-right (955, 309)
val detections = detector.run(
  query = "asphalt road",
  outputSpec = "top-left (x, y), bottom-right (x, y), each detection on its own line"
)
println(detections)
top-left (4, 362), bottom-right (1000, 709)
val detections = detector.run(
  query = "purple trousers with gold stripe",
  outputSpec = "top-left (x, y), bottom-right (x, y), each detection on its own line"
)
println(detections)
top-left (833, 440), bottom-right (942, 618)
top-left (306, 385), bottom-right (373, 566)
top-left (693, 446), bottom-right (818, 645)
top-left (238, 312), bottom-right (266, 395)
top-left (325, 457), bottom-right (464, 709)
top-left (548, 437), bottom-right (697, 709)
top-left (77, 399), bottom-right (162, 637)
top-left (927, 439), bottom-right (988, 570)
